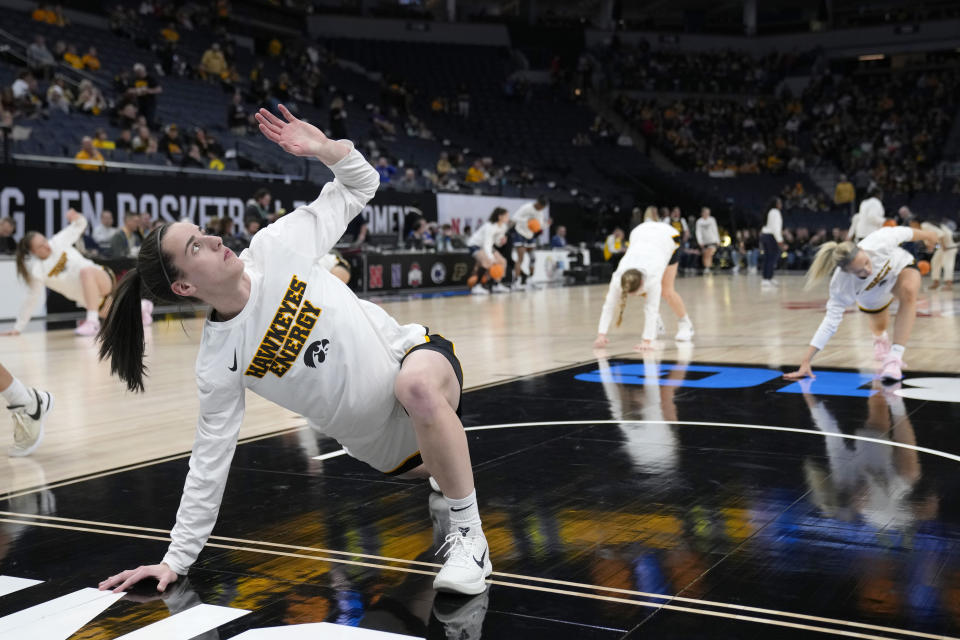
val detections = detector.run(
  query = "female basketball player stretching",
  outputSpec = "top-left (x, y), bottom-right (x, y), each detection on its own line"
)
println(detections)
top-left (594, 220), bottom-right (694, 351)
top-left (96, 106), bottom-right (491, 596)
top-left (784, 225), bottom-right (938, 382)
top-left (3, 210), bottom-right (133, 337)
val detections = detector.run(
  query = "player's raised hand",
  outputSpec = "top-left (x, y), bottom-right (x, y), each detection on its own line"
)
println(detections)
top-left (256, 104), bottom-right (353, 166)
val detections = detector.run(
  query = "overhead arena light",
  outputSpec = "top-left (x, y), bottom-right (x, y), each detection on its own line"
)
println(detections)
top-left (858, 53), bottom-right (885, 61)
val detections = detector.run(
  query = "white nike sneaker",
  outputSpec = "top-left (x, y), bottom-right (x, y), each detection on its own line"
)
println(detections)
top-left (675, 322), bottom-right (694, 342)
top-left (511, 282), bottom-right (526, 291)
top-left (8, 388), bottom-right (53, 457)
top-left (471, 284), bottom-right (489, 295)
top-left (429, 476), bottom-right (442, 493)
top-left (491, 283), bottom-right (510, 293)
top-left (434, 530), bottom-right (492, 595)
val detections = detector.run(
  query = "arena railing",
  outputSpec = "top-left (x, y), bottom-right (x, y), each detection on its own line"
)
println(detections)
top-left (10, 153), bottom-right (305, 182)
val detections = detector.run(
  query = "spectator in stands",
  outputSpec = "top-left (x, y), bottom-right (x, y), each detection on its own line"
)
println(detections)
top-left (108, 212), bottom-right (141, 258)
top-left (200, 43), bottom-right (227, 81)
top-left (181, 144), bottom-right (205, 168)
top-left (244, 188), bottom-right (271, 228)
top-left (159, 124), bottom-right (183, 161)
top-left (63, 44), bottom-right (82, 69)
top-left (240, 217), bottom-right (260, 242)
top-left (465, 160), bottom-right (487, 184)
top-left (456, 84), bottom-right (470, 118)
top-left (604, 227), bottom-right (626, 267)
top-left (26, 36), bottom-right (55, 79)
top-left (0, 218), bottom-right (16, 255)
top-left (329, 95), bottom-right (348, 140)
top-left (406, 217), bottom-right (434, 250)
top-left (395, 168), bottom-right (421, 192)
top-left (81, 46), bottom-right (101, 71)
top-left (833, 174), bottom-right (855, 213)
top-left (11, 71), bottom-right (42, 117)
top-left (32, 3), bottom-right (65, 26)
top-left (132, 124), bottom-right (156, 153)
top-left (160, 22), bottom-right (180, 43)
top-left (436, 152), bottom-right (453, 178)
top-left (207, 151), bottom-right (225, 171)
top-left (551, 226), bottom-right (568, 248)
top-left (92, 128), bottom-right (115, 151)
top-left (227, 92), bottom-right (250, 135)
top-left (92, 210), bottom-right (118, 253)
top-left (375, 156), bottom-right (397, 184)
top-left (137, 212), bottom-right (151, 241)
top-left (371, 107), bottom-right (396, 138)
top-left (46, 75), bottom-right (73, 114)
top-left (75, 79), bottom-right (106, 115)
top-left (193, 127), bottom-right (223, 159)
top-left (436, 224), bottom-right (456, 252)
top-left (75, 136), bottom-right (104, 171)
top-left (212, 216), bottom-right (248, 254)
top-left (131, 63), bottom-right (162, 126)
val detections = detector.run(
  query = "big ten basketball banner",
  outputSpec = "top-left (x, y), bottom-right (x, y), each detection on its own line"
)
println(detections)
top-left (0, 165), bottom-right (436, 238)
top-left (436, 193), bottom-right (550, 242)
top-left (346, 251), bottom-right (473, 293)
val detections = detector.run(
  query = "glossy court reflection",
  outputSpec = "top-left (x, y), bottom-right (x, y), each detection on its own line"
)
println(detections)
top-left (0, 355), bottom-right (958, 638)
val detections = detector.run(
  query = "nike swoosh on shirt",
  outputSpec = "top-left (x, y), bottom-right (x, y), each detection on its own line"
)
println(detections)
top-left (228, 350), bottom-right (238, 372)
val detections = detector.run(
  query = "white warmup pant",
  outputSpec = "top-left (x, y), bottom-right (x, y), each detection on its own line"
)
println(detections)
top-left (931, 247), bottom-right (957, 283)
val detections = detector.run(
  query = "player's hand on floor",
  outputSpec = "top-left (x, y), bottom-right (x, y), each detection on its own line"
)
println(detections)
top-left (783, 363), bottom-right (815, 380)
top-left (99, 563), bottom-right (178, 593)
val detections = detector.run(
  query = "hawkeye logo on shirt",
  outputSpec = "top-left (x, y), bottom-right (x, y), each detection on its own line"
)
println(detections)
top-left (245, 275), bottom-right (322, 379)
top-left (47, 253), bottom-right (68, 278)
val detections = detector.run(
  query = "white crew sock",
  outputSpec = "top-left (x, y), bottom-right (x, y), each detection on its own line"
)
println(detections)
top-left (445, 489), bottom-right (483, 537)
top-left (890, 344), bottom-right (906, 360)
top-left (1, 377), bottom-right (35, 412)
top-left (85, 310), bottom-right (99, 323)
top-left (679, 315), bottom-right (692, 326)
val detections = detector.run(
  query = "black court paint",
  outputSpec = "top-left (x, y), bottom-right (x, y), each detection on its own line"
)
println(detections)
top-left (1, 358), bottom-right (959, 638)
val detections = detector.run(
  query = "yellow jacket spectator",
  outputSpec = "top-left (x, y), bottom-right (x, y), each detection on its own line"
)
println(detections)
top-left (465, 160), bottom-right (487, 184)
top-left (208, 156), bottom-right (225, 171)
top-left (161, 23), bottom-right (180, 43)
top-left (200, 44), bottom-right (227, 79)
top-left (268, 38), bottom-right (282, 57)
top-left (834, 175), bottom-right (855, 205)
top-left (81, 47), bottom-right (100, 70)
top-left (92, 128), bottom-right (115, 150)
top-left (75, 136), bottom-right (105, 171)
top-left (63, 45), bottom-right (83, 69)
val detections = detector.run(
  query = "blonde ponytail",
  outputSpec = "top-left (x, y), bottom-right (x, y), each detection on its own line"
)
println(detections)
top-left (643, 206), bottom-right (659, 222)
top-left (805, 241), bottom-right (858, 290)
top-left (616, 269), bottom-right (644, 327)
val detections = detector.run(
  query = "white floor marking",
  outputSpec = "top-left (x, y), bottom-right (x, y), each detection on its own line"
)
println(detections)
top-left (315, 418), bottom-right (960, 465)
top-left (0, 587), bottom-right (123, 639)
top-left (0, 576), bottom-right (41, 598)
top-left (113, 603), bottom-right (250, 640)
top-left (312, 450), bottom-right (348, 461)
top-left (896, 377), bottom-right (960, 403)
top-left (231, 622), bottom-right (419, 639)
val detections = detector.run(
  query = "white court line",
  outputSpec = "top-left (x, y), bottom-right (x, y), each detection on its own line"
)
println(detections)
top-left (113, 603), bottom-right (250, 640)
top-left (314, 418), bottom-right (960, 464)
top-left (0, 575), bottom-right (41, 598)
top-left (0, 587), bottom-right (124, 639)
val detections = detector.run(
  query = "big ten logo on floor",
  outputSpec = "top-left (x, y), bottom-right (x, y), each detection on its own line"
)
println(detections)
top-left (575, 363), bottom-right (960, 402)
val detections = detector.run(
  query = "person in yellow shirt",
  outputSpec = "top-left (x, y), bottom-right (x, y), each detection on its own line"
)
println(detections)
top-left (81, 46), bottom-right (100, 70)
top-left (207, 154), bottom-right (225, 171)
top-left (92, 128), bottom-right (115, 151)
top-left (75, 136), bottom-right (105, 171)
top-left (465, 160), bottom-right (487, 184)
top-left (834, 174), bottom-right (856, 212)
top-left (63, 44), bottom-right (83, 69)
top-left (200, 44), bottom-right (227, 80)
top-left (268, 38), bottom-right (283, 57)
top-left (160, 23), bottom-right (180, 43)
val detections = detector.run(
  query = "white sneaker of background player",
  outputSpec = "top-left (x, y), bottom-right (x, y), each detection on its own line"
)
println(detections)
top-left (491, 283), bottom-right (510, 293)
top-left (675, 320), bottom-right (694, 342)
top-left (8, 389), bottom-right (53, 457)
top-left (74, 319), bottom-right (100, 336)
top-left (471, 285), bottom-right (489, 295)
top-left (434, 528), bottom-right (492, 595)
